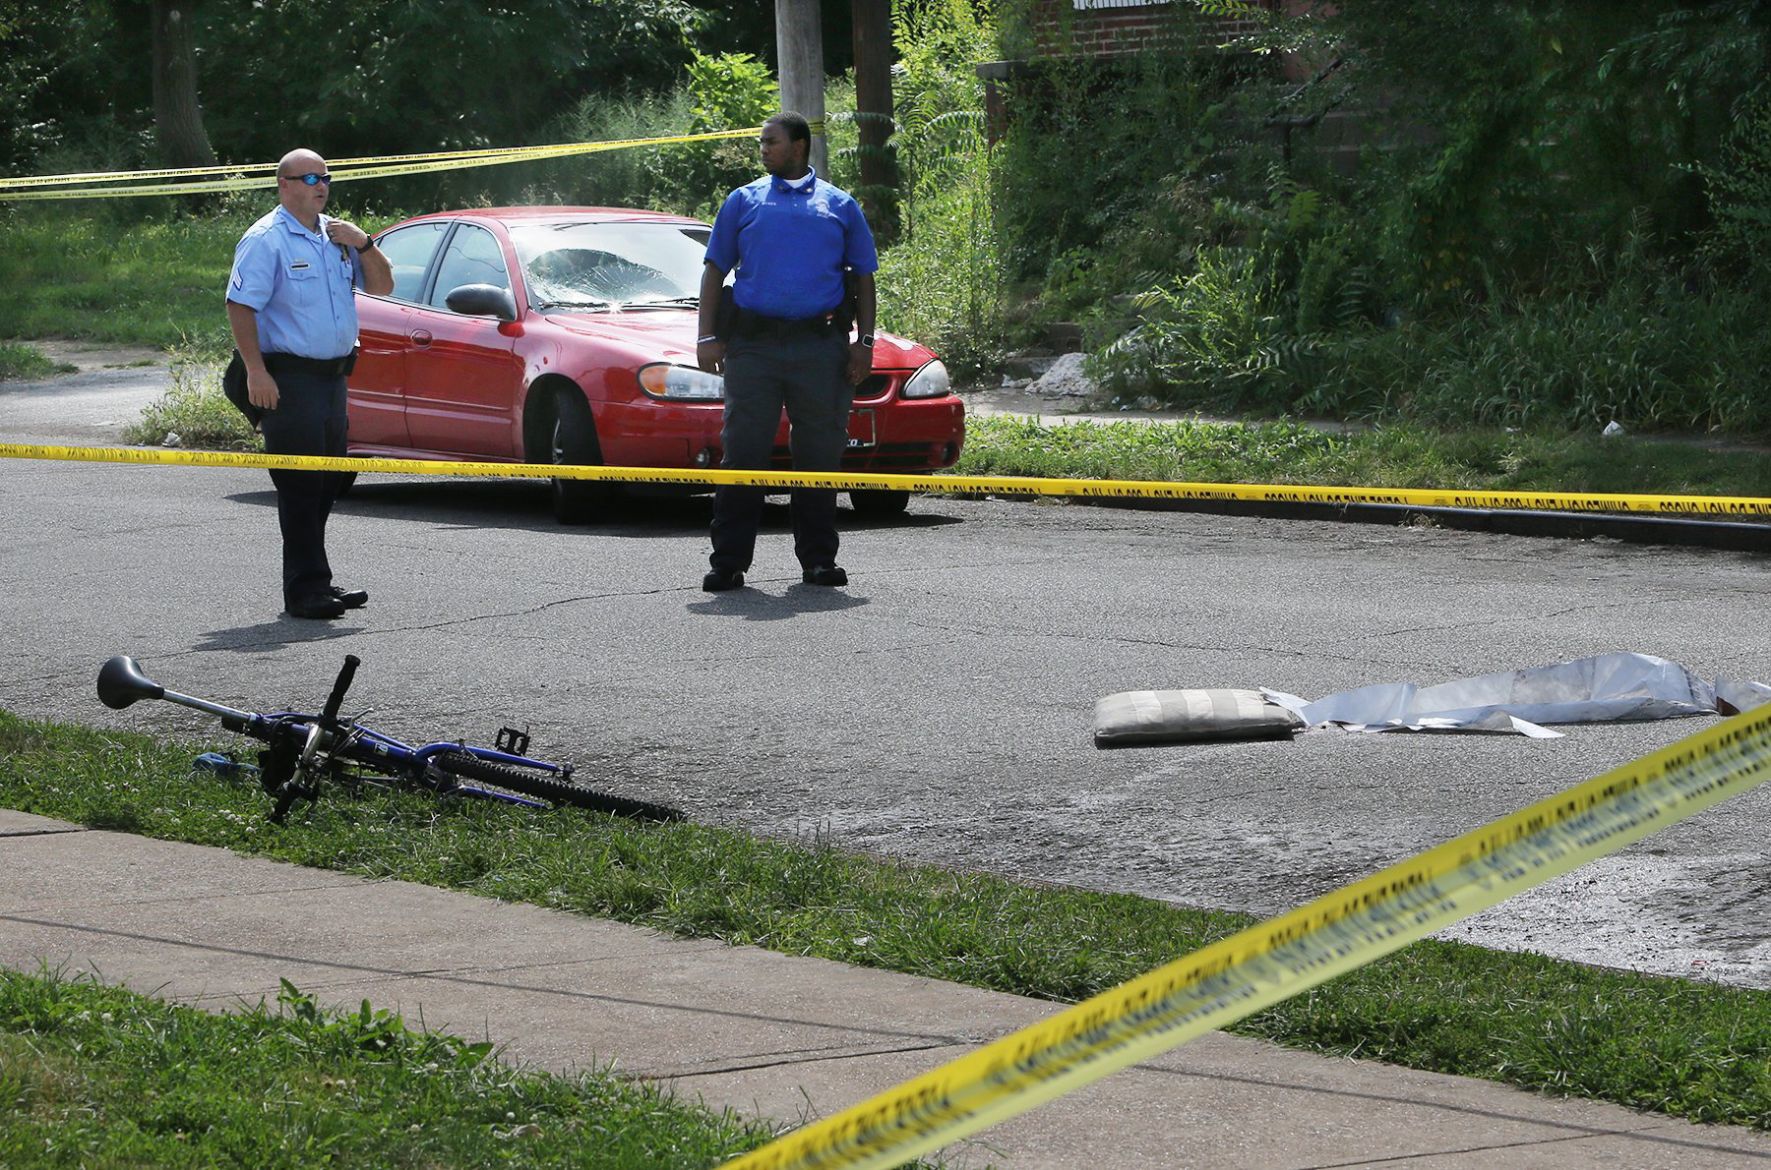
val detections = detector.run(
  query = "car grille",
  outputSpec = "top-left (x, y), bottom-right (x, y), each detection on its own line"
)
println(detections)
top-left (846, 444), bottom-right (947, 470)
top-left (765, 443), bottom-right (941, 471)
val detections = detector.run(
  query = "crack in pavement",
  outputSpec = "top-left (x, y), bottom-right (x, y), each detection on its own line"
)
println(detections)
top-left (0, 913), bottom-right (985, 1046)
top-left (0, 588), bottom-right (700, 686)
top-left (899, 616), bottom-right (1434, 669)
top-left (1365, 597), bottom-right (1663, 642)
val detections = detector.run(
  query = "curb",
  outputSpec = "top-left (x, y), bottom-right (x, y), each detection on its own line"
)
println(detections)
top-left (1094, 496), bottom-right (1771, 552)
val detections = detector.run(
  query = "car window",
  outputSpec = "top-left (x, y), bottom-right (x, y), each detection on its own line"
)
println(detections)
top-left (427, 223), bottom-right (511, 310)
top-left (372, 221), bottom-right (448, 302)
top-left (510, 222), bottom-right (709, 308)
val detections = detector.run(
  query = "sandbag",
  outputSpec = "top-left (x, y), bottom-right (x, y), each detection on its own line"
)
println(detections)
top-left (1092, 688), bottom-right (1303, 748)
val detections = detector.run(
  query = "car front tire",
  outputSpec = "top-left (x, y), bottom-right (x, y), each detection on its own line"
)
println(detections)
top-left (550, 391), bottom-right (612, 525)
top-left (848, 488), bottom-right (910, 518)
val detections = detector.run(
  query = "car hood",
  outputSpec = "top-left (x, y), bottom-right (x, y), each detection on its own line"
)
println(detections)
top-left (540, 307), bottom-right (937, 369)
top-left (542, 308), bottom-right (700, 359)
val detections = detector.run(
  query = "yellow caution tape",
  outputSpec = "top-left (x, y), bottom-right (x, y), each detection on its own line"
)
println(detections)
top-left (0, 120), bottom-right (833, 201)
top-left (721, 704), bottom-right (1771, 1170)
top-left (0, 128), bottom-right (762, 201)
top-left (1, 442), bottom-right (1768, 517)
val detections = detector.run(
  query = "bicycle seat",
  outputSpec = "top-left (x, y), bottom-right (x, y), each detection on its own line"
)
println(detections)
top-left (98, 655), bottom-right (164, 709)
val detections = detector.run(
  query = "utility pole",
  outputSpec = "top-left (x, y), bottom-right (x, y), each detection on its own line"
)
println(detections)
top-left (775, 0), bottom-right (827, 175)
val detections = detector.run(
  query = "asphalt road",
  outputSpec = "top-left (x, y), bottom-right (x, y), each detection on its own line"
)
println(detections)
top-left (4, 361), bottom-right (1769, 990)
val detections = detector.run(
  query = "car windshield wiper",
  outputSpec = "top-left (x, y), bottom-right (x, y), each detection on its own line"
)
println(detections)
top-left (533, 297), bottom-right (615, 310)
top-left (619, 295), bottom-right (700, 309)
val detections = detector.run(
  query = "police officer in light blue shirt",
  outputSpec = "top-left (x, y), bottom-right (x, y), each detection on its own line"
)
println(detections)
top-left (226, 147), bottom-right (392, 620)
top-left (695, 111), bottom-right (879, 592)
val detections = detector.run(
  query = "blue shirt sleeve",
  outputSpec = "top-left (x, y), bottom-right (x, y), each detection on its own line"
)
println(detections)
top-left (841, 197), bottom-right (879, 275)
top-left (227, 227), bottom-right (277, 311)
top-left (704, 188), bottom-right (746, 274)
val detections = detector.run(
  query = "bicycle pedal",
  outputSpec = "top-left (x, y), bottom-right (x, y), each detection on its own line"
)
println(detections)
top-left (494, 725), bottom-right (530, 755)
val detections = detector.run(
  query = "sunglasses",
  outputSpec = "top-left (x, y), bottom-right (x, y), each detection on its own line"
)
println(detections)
top-left (280, 172), bottom-right (332, 186)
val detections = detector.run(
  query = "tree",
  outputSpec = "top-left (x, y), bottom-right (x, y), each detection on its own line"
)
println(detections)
top-left (852, 0), bottom-right (899, 239)
top-left (149, 0), bottom-right (215, 168)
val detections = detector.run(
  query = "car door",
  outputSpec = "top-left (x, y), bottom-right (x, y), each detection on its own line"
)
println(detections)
top-left (402, 221), bottom-right (525, 459)
top-left (348, 220), bottom-right (448, 450)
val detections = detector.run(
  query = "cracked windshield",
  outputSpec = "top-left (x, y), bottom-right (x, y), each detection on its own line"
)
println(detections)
top-left (510, 221), bottom-right (710, 310)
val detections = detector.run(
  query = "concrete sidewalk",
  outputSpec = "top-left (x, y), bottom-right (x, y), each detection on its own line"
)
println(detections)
top-left (3, 808), bottom-right (1769, 1169)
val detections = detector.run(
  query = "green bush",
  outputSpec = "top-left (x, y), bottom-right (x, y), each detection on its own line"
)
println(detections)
top-left (1097, 244), bottom-right (1771, 437)
top-left (873, 0), bottom-right (1009, 371)
top-left (122, 354), bottom-right (261, 451)
top-left (665, 51), bottom-right (781, 218)
top-left (996, 49), bottom-right (1246, 282)
top-left (540, 86), bottom-right (702, 213)
top-left (1322, 273), bottom-right (1771, 434)
top-left (988, 1), bottom-right (1771, 437)
top-left (1697, 85), bottom-right (1771, 279)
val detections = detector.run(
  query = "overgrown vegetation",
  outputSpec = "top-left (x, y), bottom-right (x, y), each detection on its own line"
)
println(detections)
top-left (974, 0), bottom-right (1771, 437)
top-left (3, 709), bottom-right (1771, 1130)
top-left (874, 0), bottom-right (1011, 375)
top-left (11, 2), bottom-right (1767, 440)
top-left (121, 346), bottom-right (261, 450)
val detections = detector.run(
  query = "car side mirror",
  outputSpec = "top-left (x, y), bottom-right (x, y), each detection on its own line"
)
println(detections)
top-left (445, 283), bottom-right (517, 322)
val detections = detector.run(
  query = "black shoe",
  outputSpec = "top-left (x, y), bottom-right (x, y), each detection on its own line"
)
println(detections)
top-left (702, 569), bottom-right (746, 592)
top-left (801, 564), bottom-right (848, 587)
top-left (286, 593), bottom-right (347, 620)
top-left (329, 586), bottom-right (369, 610)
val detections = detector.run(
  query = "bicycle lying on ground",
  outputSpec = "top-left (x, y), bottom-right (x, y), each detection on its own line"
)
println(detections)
top-left (97, 654), bottom-right (682, 824)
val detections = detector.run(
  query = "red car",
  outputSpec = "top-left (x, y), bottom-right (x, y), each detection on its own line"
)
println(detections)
top-left (348, 206), bottom-right (964, 522)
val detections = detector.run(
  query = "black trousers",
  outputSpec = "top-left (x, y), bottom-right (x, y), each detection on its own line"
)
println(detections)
top-left (709, 330), bottom-right (853, 574)
top-left (257, 366), bottom-right (350, 604)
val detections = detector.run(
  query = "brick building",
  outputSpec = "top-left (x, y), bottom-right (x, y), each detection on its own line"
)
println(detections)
top-left (1022, 0), bottom-right (1287, 62)
top-left (980, 2), bottom-right (1368, 172)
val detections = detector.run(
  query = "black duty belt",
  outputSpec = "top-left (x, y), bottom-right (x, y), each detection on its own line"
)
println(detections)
top-left (263, 351), bottom-right (355, 376)
top-left (730, 307), bottom-right (845, 341)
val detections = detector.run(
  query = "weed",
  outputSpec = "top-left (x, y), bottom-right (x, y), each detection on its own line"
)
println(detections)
top-left (121, 348), bottom-right (260, 451)
top-left (0, 342), bottom-right (74, 381)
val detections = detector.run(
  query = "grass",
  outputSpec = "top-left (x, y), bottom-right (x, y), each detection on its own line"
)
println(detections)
top-left (954, 415), bottom-right (1771, 500)
top-left (0, 967), bottom-right (780, 1168)
top-left (3, 709), bottom-right (1769, 1131)
top-left (0, 206), bottom-right (260, 352)
top-left (0, 342), bottom-right (75, 381)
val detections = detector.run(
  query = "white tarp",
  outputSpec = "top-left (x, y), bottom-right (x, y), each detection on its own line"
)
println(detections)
top-left (1262, 652), bottom-right (1765, 738)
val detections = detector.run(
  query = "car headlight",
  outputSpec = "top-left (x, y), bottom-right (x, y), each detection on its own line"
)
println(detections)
top-left (901, 358), bottom-right (951, 399)
top-left (639, 363), bottom-right (724, 401)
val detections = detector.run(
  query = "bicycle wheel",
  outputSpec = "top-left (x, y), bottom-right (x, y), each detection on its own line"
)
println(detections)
top-left (431, 751), bottom-right (683, 822)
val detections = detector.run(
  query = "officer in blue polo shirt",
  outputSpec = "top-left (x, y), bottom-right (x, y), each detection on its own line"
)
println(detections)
top-left (695, 111), bottom-right (879, 592)
top-left (226, 147), bottom-right (392, 620)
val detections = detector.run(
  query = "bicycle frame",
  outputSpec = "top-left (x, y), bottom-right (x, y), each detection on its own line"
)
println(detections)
top-left (98, 653), bottom-right (579, 822)
top-left (244, 713), bottom-right (572, 818)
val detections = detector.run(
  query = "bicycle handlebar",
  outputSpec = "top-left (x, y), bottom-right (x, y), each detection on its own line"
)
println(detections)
top-left (320, 655), bottom-right (360, 726)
